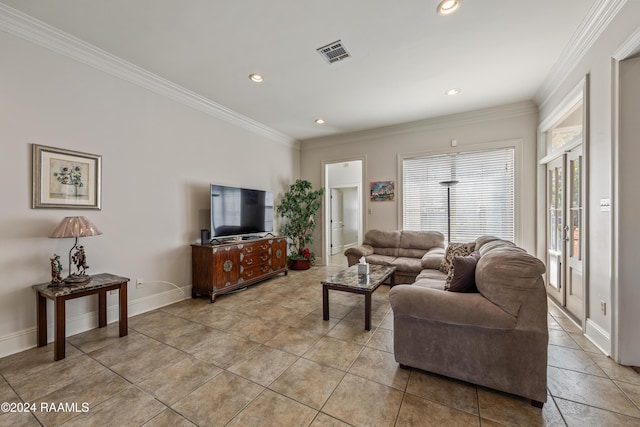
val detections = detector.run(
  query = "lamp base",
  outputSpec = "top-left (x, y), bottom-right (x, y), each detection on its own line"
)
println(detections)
top-left (64, 274), bottom-right (91, 284)
top-left (47, 280), bottom-right (65, 288)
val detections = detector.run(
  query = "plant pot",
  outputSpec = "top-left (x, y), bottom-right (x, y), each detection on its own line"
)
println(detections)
top-left (288, 258), bottom-right (311, 270)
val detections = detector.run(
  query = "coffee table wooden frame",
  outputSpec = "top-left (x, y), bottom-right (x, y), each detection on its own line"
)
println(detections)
top-left (322, 264), bottom-right (396, 330)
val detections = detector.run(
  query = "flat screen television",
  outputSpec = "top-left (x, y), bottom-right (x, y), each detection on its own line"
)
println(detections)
top-left (210, 184), bottom-right (274, 238)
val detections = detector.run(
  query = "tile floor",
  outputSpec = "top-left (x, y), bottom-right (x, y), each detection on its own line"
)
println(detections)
top-left (1, 261), bottom-right (639, 426)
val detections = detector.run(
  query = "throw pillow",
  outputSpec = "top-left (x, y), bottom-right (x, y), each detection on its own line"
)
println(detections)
top-left (439, 242), bottom-right (476, 274)
top-left (446, 251), bottom-right (481, 292)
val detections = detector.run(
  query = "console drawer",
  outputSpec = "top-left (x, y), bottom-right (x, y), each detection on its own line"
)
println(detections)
top-left (241, 263), bottom-right (272, 281)
top-left (240, 252), bottom-right (270, 267)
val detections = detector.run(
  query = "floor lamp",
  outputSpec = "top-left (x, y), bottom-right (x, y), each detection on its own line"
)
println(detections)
top-left (439, 180), bottom-right (458, 243)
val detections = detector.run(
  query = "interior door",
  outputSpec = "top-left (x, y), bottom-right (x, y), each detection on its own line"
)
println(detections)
top-left (330, 189), bottom-right (344, 255)
top-left (546, 148), bottom-right (583, 321)
top-left (341, 187), bottom-right (359, 247)
top-left (565, 145), bottom-right (583, 317)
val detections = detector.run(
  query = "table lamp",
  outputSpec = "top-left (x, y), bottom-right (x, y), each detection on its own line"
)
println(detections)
top-left (49, 216), bottom-right (102, 283)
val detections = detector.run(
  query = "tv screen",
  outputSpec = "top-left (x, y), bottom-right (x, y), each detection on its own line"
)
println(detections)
top-left (210, 184), bottom-right (274, 238)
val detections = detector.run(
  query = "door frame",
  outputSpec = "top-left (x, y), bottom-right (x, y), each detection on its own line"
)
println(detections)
top-left (330, 187), bottom-right (344, 255)
top-left (322, 157), bottom-right (366, 265)
top-left (537, 76), bottom-right (589, 331)
top-left (612, 32), bottom-right (640, 363)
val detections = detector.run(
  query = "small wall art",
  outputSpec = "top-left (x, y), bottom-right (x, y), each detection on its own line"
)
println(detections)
top-left (370, 181), bottom-right (395, 201)
top-left (32, 144), bottom-right (102, 209)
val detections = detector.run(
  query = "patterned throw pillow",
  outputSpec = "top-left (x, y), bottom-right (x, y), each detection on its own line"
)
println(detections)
top-left (439, 242), bottom-right (476, 274)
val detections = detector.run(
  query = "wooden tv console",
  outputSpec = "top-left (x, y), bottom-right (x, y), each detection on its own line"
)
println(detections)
top-left (191, 236), bottom-right (288, 303)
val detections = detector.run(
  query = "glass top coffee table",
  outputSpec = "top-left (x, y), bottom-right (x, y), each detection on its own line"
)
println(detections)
top-left (322, 264), bottom-right (396, 330)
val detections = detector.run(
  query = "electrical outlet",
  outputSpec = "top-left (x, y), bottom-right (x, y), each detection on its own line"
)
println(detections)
top-left (136, 278), bottom-right (144, 288)
top-left (600, 300), bottom-right (606, 315)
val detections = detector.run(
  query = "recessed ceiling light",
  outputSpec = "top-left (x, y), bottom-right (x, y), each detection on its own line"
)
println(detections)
top-left (249, 73), bottom-right (264, 83)
top-left (315, 118), bottom-right (325, 125)
top-left (437, 0), bottom-right (460, 16)
top-left (446, 88), bottom-right (461, 96)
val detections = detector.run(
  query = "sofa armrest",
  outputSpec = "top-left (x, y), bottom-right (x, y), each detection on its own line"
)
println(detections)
top-left (389, 285), bottom-right (516, 330)
top-left (421, 247), bottom-right (445, 269)
top-left (344, 245), bottom-right (374, 266)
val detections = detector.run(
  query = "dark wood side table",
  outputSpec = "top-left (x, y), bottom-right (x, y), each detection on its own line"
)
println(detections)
top-left (33, 273), bottom-right (129, 361)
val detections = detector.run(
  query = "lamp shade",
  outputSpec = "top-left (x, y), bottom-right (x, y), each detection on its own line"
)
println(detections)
top-left (49, 216), bottom-right (102, 239)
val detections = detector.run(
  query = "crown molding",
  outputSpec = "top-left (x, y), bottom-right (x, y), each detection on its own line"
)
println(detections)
top-left (535, 0), bottom-right (627, 110)
top-left (301, 101), bottom-right (537, 150)
top-left (0, 3), bottom-right (297, 148)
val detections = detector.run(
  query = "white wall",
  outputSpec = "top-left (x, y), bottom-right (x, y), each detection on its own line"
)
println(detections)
top-left (0, 30), bottom-right (298, 356)
top-left (536, 1), bottom-right (640, 363)
top-left (300, 102), bottom-right (539, 261)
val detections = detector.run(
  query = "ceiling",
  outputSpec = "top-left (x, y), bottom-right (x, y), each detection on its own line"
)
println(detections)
top-left (0, 0), bottom-right (599, 141)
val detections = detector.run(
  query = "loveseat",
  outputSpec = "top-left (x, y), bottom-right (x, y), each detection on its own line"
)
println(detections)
top-left (389, 236), bottom-right (548, 407)
top-left (344, 229), bottom-right (445, 284)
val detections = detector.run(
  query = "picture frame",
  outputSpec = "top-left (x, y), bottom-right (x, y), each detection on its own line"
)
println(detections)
top-left (32, 144), bottom-right (102, 209)
top-left (370, 181), bottom-right (395, 201)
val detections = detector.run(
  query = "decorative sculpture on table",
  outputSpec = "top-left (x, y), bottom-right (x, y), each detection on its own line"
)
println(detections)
top-left (71, 245), bottom-right (90, 276)
top-left (50, 254), bottom-right (63, 285)
top-left (49, 216), bottom-right (102, 284)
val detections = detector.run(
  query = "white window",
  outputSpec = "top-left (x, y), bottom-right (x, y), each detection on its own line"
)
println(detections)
top-left (402, 147), bottom-right (515, 243)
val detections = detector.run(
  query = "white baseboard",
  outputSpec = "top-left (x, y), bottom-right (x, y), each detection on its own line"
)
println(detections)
top-left (0, 285), bottom-right (191, 358)
top-left (585, 318), bottom-right (611, 356)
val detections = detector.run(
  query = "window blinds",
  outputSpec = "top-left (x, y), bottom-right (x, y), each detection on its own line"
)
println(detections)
top-left (402, 147), bottom-right (515, 243)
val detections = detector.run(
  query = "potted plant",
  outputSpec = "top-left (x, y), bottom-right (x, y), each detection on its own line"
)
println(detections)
top-left (276, 179), bottom-right (325, 270)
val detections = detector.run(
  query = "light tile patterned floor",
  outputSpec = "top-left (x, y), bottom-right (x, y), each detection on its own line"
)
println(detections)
top-left (1, 261), bottom-right (639, 426)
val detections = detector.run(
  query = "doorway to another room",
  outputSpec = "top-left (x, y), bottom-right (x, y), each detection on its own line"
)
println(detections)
top-left (325, 160), bottom-right (363, 267)
top-left (539, 81), bottom-right (587, 326)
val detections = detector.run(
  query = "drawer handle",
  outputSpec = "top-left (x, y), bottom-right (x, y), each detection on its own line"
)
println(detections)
top-left (261, 255), bottom-right (268, 261)
top-left (260, 244), bottom-right (268, 250)
top-left (244, 247), bottom-right (254, 254)
top-left (245, 271), bottom-right (254, 278)
top-left (245, 259), bottom-right (253, 265)
top-left (276, 249), bottom-right (283, 259)
top-left (223, 260), bottom-right (233, 272)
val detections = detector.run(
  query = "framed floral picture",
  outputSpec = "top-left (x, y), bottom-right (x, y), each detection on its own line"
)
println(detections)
top-left (32, 144), bottom-right (102, 209)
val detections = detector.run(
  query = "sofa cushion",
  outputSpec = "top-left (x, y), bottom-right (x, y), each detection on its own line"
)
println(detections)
top-left (399, 230), bottom-right (445, 250)
top-left (364, 254), bottom-right (397, 266)
top-left (389, 257), bottom-right (423, 273)
top-left (421, 247), bottom-right (446, 269)
top-left (474, 235), bottom-right (503, 251)
top-left (363, 230), bottom-right (400, 257)
top-left (389, 285), bottom-right (517, 329)
top-left (446, 251), bottom-right (481, 292)
top-left (397, 248), bottom-right (429, 258)
top-left (413, 278), bottom-right (446, 290)
top-left (477, 239), bottom-right (519, 256)
top-left (416, 269), bottom-right (447, 281)
top-left (439, 242), bottom-right (476, 273)
top-left (475, 248), bottom-right (546, 316)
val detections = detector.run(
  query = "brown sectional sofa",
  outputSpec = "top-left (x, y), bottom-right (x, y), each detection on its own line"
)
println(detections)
top-left (389, 235), bottom-right (548, 407)
top-left (344, 229), bottom-right (445, 284)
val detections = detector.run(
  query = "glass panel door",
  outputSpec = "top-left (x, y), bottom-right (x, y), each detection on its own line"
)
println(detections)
top-left (565, 146), bottom-right (583, 318)
top-left (546, 156), bottom-right (564, 303)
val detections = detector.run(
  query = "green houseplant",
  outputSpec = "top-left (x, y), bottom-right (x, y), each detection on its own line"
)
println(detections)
top-left (276, 179), bottom-right (325, 270)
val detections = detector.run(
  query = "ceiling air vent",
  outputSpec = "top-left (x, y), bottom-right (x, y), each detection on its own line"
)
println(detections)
top-left (317, 40), bottom-right (351, 64)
